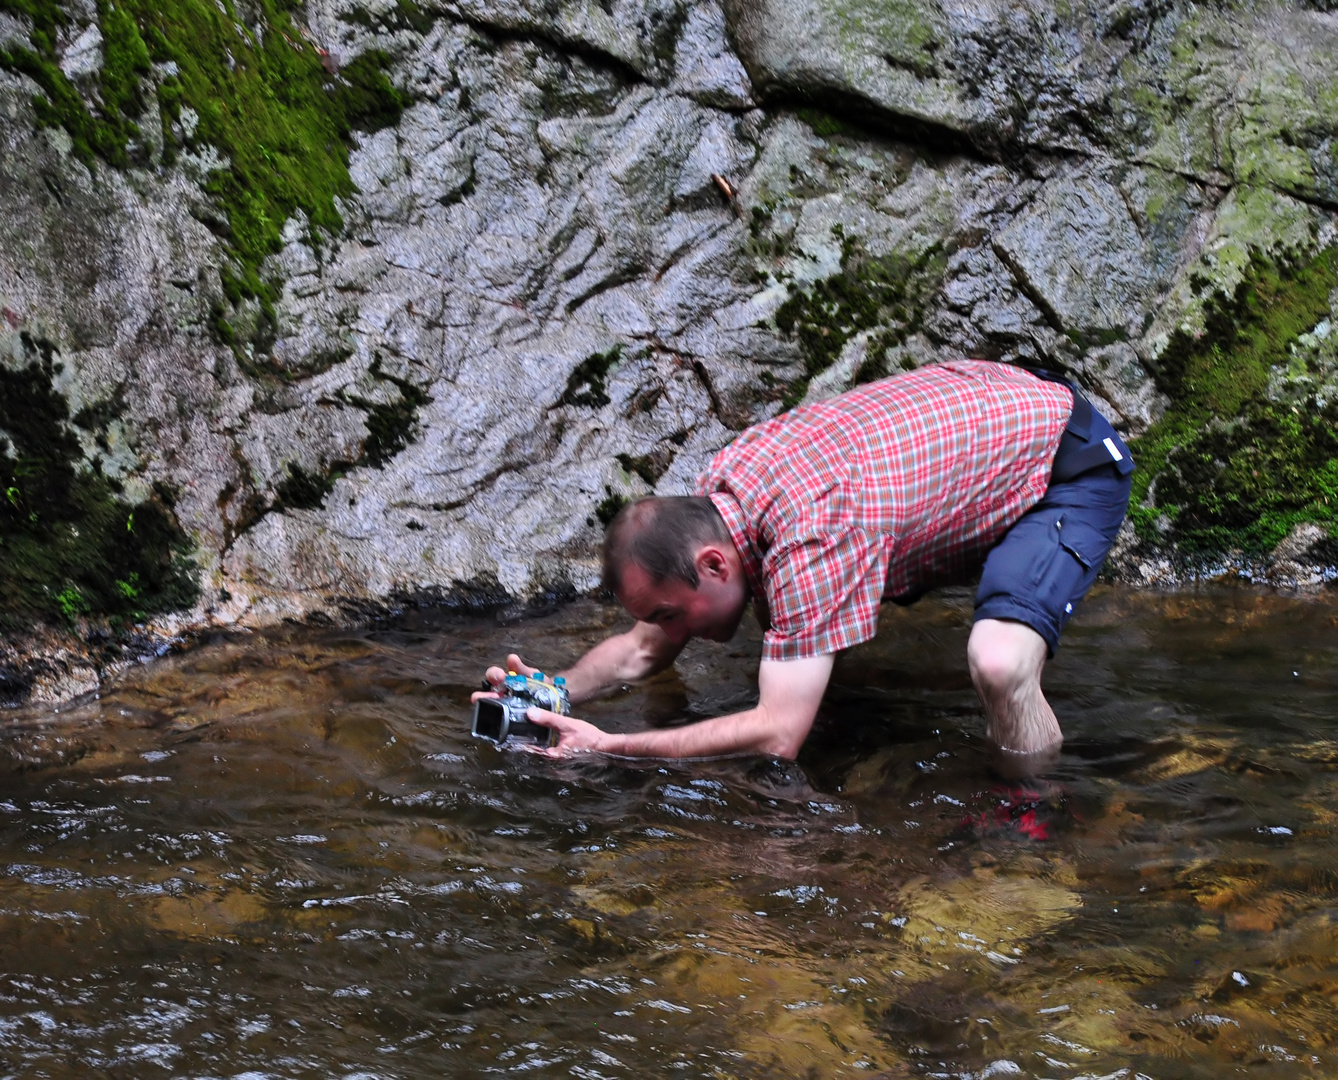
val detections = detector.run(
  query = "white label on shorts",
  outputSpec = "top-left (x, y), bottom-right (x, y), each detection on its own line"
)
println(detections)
top-left (1103, 437), bottom-right (1124, 461)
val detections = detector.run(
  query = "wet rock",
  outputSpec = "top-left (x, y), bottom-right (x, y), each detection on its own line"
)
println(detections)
top-left (1113, 5), bottom-right (1338, 206)
top-left (1267, 523), bottom-right (1336, 590)
top-left (932, 241), bottom-right (1057, 364)
top-left (899, 865), bottom-right (1081, 968)
top-left (722, 0), bottom-right (979, 141)
top-left (437, 0), bottom-right (687, 82)
top-left (667, 0), bottom-right (754, 109)
top-left (58, 24), bottom-right (103, 81)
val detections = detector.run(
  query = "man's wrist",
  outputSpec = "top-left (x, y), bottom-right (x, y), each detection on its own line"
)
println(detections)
top-left (562, 680), bottom-right (603, 708)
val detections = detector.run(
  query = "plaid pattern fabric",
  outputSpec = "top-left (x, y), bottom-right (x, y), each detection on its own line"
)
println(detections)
top-left (695, 361), bottom-right (1073, 661)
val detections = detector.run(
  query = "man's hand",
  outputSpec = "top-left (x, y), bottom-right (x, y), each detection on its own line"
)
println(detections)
top-left (476, 622), bottom-right (683, 708)
top-left (473, 653), bottom-right (539, 704)
top-left (523, 707), bottom-right (611, 755)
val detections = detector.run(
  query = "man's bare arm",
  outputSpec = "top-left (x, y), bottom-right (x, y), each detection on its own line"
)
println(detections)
top-left (527, 654), bottom-right (835, 760)
top-left (481, 620), bottom-right (683, 705)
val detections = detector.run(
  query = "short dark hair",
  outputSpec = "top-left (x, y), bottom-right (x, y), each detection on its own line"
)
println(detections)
top-left (602, 496), bottom-right (730, 594)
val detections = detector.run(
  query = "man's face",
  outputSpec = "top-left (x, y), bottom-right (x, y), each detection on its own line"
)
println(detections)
top-left (616, 554), bottom-right (747, 647)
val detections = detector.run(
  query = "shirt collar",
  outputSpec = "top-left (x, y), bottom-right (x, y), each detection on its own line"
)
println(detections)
top-left (708, 490), bottom-right (766, 604)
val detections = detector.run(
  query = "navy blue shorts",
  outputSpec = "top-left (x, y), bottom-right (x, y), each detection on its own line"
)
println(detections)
top-left (974, 392), bottom-right (1134, 654)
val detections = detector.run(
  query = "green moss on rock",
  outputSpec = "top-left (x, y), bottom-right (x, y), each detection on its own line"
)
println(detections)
top-left (0, 336), bottom-right (198, 627)
top-left (0, 0), bottom-right (140, 167)
top-left (0, 0), bottom-right (411, 304)
top-left (615, 450), bottom-right (671, 486)
top-left (1151, 249), bottom-right (1338, 417)
top-left (794, 108), bottom-right (861, 140)
top-left (772, 226), bottom-right (943, 404)
top-left (558, 346), bottom-right (622, 409)
top-left (592, 486), bottom-right (628, 527)
top-left (1131, 245), bottom-right (1338, 559)
top-left (1152, 398), bottom-right (1338, 556)
top-left (99, 0), bottom-right (151, 126)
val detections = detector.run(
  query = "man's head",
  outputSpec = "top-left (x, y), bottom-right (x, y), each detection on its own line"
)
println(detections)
top-left (602, 496), bottom-right (748, 645)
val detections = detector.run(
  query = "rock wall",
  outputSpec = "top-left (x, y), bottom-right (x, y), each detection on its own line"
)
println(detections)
top-left (1, 0), bottom-right (1337, 700)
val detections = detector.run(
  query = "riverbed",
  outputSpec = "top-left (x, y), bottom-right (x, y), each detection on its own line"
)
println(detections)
top-left (0, 587), bottom-right (1334, 1078)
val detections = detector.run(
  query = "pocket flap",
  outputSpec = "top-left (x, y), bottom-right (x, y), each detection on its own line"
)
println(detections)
top-left (1057, 519), bottom-right (1114, 570)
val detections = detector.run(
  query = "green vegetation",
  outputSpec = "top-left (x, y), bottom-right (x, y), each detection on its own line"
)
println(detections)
top-left (0, 0), bottom-right (410, 304)
top-left (1130, 246), bottom-right (1338, 558)
top-left (592, 487), bottom-right (628, 528)
top-left (0, 0), bottom-right (145, 167)
top-left (0, 334), bottom-right (198, 627)
top-left (772, 225), bottom-right (944, 405)
top-left (558, 346), bottom-right (623, 409)
top-left (1150, 399), bottom-right (1338, 556)
top-left (0, 0), bottom-right (422, 619)
top-left (615, 451), bottom-right (670, 486)
top-left (1152, 250), bottom-right (1338, 416)
top-left (273, 362), bottom-right (432, 512)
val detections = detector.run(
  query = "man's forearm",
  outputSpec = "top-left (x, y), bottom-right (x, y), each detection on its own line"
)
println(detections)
top-left (558, 623), bottom-right (679, 703)
top-left (529, 652), bottom-right (831, 762)
top-left (591, 654), bottom-right (832, 759)
top-left (597, 705), bottom-right (805, 760)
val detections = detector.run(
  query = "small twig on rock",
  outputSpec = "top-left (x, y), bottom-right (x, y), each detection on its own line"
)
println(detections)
top-left (711, 173), bottom-right (742, 217)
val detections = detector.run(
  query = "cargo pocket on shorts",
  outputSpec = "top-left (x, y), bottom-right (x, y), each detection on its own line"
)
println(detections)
top-left (1055, 518), bottom-right (1112, 573)
top-left (1012, 513), bottom-right (1079, 611)
top-left (1020, 511), bottom-right (1065, 584)
top-left (1050, 517), bottom-right (1113, 625)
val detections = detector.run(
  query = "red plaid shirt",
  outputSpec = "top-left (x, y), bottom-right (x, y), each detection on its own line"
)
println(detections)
top-left (694, 361), bottom-right (1073, 661)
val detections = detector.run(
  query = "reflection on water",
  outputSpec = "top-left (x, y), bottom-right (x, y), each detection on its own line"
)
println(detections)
top-left (0, 587), bottom-right (1336, 1076)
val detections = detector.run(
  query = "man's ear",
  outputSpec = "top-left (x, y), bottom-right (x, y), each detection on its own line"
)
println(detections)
top-left (696, 544), bottom-right (730, 581)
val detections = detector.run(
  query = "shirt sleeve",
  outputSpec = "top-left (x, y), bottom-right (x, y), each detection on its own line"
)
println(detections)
top-left (760, 524), bottom-right (890, 661)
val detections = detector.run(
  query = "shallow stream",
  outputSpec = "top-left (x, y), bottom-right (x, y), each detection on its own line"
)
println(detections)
top-left (0, 588), bottom-right (1336, 1078)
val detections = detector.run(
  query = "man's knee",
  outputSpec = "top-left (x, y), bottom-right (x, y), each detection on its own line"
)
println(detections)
top-left (968, 618), bottom-right (1047, 696)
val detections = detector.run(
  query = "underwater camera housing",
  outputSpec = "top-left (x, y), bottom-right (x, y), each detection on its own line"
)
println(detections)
top-left (471, 671), bottom-right (571, 747)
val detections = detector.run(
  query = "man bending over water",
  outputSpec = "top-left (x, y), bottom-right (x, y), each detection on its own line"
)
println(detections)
top-left (476, 360), bottom-right (1133, 772)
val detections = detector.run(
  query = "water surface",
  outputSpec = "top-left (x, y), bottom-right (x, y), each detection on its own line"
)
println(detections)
top-left (0, 587), bottom-right (1336, 1078)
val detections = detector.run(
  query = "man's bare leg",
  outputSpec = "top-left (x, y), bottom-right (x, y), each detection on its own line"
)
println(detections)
top-left (967, 617), bottom-right (1062, 778)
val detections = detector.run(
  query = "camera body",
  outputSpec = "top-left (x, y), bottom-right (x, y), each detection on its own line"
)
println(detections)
top-left (471, 671), bottom-right (571, 747)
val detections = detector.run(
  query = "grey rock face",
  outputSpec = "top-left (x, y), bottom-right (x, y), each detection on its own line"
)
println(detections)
top-left (1069, 342), bottom-right (1164, 434)
top-left (0, 0), bottom-right (1336, 701)
top-left (723, 0), bottom-right (975, 136)
top-left (58, 24), bottom-right (103, 81)
top-left (438, 0), bottom-right (685, 80)
top-left (995, 171), bottom-right (1154, 343)
top-left (217, 21), bottom-right (774, 611)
